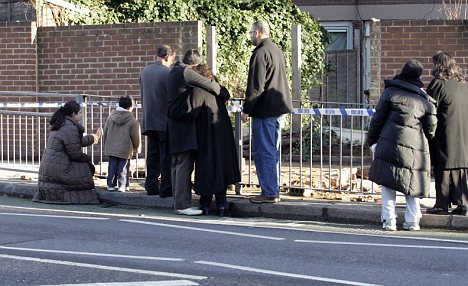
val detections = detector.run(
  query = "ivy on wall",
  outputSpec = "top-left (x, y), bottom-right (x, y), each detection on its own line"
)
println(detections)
top-left (64, 0), bottom-right (328, 100)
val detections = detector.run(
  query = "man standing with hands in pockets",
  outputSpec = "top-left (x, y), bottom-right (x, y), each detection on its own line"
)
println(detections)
top-left (242, 21), bottom-right (293, 204)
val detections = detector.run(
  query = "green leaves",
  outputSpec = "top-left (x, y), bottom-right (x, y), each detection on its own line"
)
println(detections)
top-left (64, 0), bottom-right (327, 100)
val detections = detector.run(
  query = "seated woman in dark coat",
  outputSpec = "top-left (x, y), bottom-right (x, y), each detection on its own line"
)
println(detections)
top-left (33, 100), bottom-right (103, 204)
top-left (189, 64), bottom-right (241, 216)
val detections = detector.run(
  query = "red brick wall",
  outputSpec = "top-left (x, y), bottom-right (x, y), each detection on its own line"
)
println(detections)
top-left (369, 19), bottom-right (468, 103)
top-left (0, 21), bottom-right (200, 161)
top-left (37, 21), bottom-right (200, 97)
top-left (0, 22), bottom-right (37, 94)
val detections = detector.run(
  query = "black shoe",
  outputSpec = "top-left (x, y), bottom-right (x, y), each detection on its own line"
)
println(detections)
top-left (201, 208), bottom-right (209, 215)
top-left (159, 192), bottom-right (173, 198)
top-left (426, 207), bottom-right (449, 215)
top-left (451, 205), bottom-right (467, 216)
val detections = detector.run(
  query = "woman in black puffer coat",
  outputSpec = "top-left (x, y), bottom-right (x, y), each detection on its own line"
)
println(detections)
top-left (367, 59), bottom-right (437, 231)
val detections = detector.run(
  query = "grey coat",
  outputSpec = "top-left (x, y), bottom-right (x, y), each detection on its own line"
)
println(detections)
top-left (33, 117), bottom-right (99, 204)
top-left (367, 79), bottom-right (437, 197)
top-left (167, 61), bottom-right (221, 154)
top-left (427, 78), bottom-right (468, 169)
top-left (139, 61), bottom-right (170, 133)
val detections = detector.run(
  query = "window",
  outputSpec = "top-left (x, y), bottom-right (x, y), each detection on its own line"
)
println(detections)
top-left (321, 22), bottom-right (353, 51)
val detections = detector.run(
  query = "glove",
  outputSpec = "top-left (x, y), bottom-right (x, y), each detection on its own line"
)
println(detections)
top-left (371, 143), bottom-right (377, 153)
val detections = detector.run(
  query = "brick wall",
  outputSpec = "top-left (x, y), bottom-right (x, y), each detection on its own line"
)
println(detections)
top-left (369, 19), bottom-right (468, 103)
top-left (37, 21), bottom-right (200, 97)
top-left (0, 21), bottom-right (201, 161)
top-left (0, 22), bottom-right (37, 94)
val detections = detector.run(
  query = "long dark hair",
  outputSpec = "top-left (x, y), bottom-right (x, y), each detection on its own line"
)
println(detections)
top-left (50, 100), bottom-right (80, 131)
top-left (432, 51), bottom-right (465, 82)
top-left (192, 63), bottom-right (214, 80)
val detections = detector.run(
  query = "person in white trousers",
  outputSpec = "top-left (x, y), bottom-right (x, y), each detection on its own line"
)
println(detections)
top-left (367, 60), bottom-right (437, 231)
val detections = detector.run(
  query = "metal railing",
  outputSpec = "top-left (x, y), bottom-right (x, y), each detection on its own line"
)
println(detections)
top-left (0, 92), bottom-right (376, 195)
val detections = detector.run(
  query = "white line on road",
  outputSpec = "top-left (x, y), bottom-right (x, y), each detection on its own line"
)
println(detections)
top-left (0, 254), bottom-right (207, 280)
top-left (0, 246), bottom-right (183, 261)
top-left (120, 219), bottom-right (286, 241)
top-left (294, 240), bottom-right (468, 251)
top-left (39, 280), bottom-right (199, 286)
top-left (194, 260), bottom-right (381, 286)
top-left (0, 212), bottom-right (109, 220)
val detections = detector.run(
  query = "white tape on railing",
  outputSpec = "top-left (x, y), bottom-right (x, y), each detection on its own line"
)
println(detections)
top-left (292, 108), bottom-right (375, 116)
top-left (0, 102), bottom-right (375, 116)
top-left (0, 102), bottom-right (143, 108)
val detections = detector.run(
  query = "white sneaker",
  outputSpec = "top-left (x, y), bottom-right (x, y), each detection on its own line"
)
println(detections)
top-left (403, 221), bottom-right (420, 231)
top-left (175, 207), bottom-right (203, 216)
top-left (382, 219), bottom-right (397, 231)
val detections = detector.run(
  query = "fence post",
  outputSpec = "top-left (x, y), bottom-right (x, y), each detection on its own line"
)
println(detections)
top-left (291, 24), bottom-right (302, 132)
top-left (234, 100), bottom-right (243, 195)
top-left (206, 26), bottom-right (217, 75)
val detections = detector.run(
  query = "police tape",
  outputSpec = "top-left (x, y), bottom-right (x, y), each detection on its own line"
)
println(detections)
top-left (0, 102), bottom-right (375, 116)
top-left (292, 108), bottom-right (375, 116)
top-left (0, 102), bottom-right (142, 108)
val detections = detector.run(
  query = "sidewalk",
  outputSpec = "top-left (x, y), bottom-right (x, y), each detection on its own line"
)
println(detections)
top-left (0, 170), bottom-right (466, 230)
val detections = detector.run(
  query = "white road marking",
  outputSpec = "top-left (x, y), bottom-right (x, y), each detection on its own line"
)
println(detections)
top-left (0, 254), bottom-right (206, 280)
top-left (194, 260), bottom-right (381, 286)
top-left (0, 212), bottom-right (108, 220)
top-left (0, 246), bottom-right (183, 261)
top-left (2, 205), bottom-right (468, 245)
top-left (294, 240), bottom-right (468, 251)
top-left (39, 281), bottom-right (199, 286)
top-left (120, 219), bottom-right (286, 241)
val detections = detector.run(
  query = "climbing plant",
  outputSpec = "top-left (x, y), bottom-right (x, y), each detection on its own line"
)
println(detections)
top-left (63, 0), bottom-right (328, 100)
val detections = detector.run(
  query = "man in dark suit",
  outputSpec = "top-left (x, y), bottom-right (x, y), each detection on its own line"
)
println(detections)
top-left (139, 45), bottom-right (175, 197)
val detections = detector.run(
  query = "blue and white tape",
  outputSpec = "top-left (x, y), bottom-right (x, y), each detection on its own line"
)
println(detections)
top-left (0, 102), bottom-right (375, 117)
top-left (293, 108), bottom-right (375, 117)
top-left (0, 102), bottom-right (142, 108)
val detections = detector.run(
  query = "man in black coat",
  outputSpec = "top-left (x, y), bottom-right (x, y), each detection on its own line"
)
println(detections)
top-left (167, 49), bottom-right (221, 216)
top-left (241, 21), bottom-right (293, 204)
top-left (139, 45), bottom-right (175, 197)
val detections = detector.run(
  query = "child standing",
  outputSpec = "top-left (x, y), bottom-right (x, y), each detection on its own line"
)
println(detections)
top-left (104, 96), bottom-right (141, 192)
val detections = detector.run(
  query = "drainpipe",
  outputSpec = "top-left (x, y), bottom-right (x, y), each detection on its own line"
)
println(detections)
top-left (363, 21), bottom-right (371, 107)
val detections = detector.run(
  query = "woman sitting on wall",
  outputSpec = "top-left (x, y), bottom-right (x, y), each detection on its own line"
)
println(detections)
top-left (33, 100), bottom-right (103, 204)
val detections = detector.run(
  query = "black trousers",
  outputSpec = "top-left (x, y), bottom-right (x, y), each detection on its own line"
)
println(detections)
top-left (199, 191), bottom-right (227, 210)
top-left (433, 168), bottom-right (468, 210)
top-left (145, 131), bottom-right (172, 195)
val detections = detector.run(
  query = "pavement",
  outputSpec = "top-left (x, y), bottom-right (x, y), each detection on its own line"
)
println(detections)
top-left (0, 170), bottom-right (467, 230)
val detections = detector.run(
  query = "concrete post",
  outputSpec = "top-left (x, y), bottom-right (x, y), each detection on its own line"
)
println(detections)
top-left (291, 24), bottom-right (302, 132)
top-left (206, 26), bottom-right (217, 75)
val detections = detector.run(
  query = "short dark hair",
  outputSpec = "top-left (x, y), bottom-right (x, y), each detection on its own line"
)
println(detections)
top-left (119, 95), bottom-right (134, 109)
top-left (157, 45), bottom-right (173, 58)
top-left (182, 49), bottom-right (202, 65)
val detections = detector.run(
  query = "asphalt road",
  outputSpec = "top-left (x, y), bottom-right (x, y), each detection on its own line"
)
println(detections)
top-left (1, 196), bottom-right (468, 286)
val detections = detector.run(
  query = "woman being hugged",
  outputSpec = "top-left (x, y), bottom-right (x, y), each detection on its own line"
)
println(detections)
top-left (33, 100), bottom-right (103, 204)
